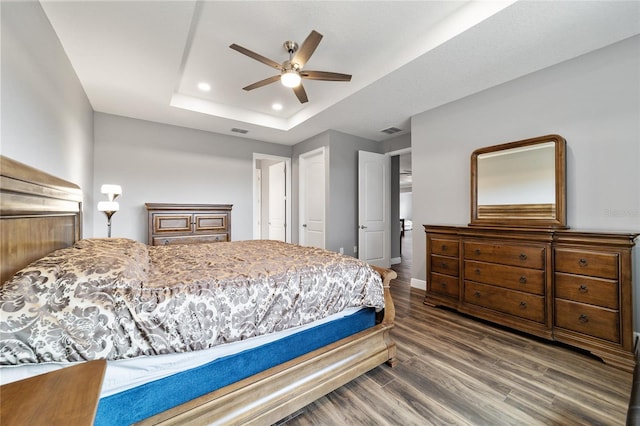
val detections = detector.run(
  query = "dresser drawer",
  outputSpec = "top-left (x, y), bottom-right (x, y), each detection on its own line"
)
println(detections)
top-left (464, 260), bottom-right (544, 295)
top-left (464, 242), bottom-right (545, 269)
top-left (555, 249), bottom-right (618, 279)
top-left (555, 273), bottom-right (618, 309)
top-left (464, 281), bottom-right (545, 323)
top-left (153, 214), bottom-right (192, 233)
top-left (429, 272), bottom-right (459, 298)
top-left (555, 299), bottom-right (619, 343)
top-left (430, 238), bottom-right (459, 257)
top-left (194, 214), bottom-right (228, 232)
top-left (153, 234), bottom-right (229, 246)
top-left (431, 255), bottom-right (459, 277)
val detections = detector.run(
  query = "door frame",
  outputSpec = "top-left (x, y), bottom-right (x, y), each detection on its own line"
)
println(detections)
top-left (253, 153), bottom-right (291, 242)
top-left (298, 146), bottom-right (327, 248)
top-left (387, 147), bottom-right (412, 265)
top-left (268, 161), bottom-right (287, 241)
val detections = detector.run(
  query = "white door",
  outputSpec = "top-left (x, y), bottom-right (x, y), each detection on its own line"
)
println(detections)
top-left (358, 151), bottom-right (390, 268)
top-left (268, 162), bottom-right (286, 241)
top-left (299, 148), bottom-right (326, 249)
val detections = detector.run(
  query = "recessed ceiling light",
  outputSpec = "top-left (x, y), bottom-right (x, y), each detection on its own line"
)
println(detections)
top-left (272, 103), bottom-right (283, 111)
top-left (197, 82), bottom-right (211, 92)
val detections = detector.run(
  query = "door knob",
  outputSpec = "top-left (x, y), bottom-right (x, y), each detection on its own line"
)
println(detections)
top-left (302, 224), bottom-right (307, 227)
top-left (360, 225), bottom-right (368, 229)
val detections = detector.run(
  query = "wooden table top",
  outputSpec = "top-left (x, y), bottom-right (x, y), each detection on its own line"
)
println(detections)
top-left (0, 359), bottom-right (106, 426)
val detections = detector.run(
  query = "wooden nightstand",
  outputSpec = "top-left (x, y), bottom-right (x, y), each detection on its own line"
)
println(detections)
top-left (0, 359), bottom-right (106, 426)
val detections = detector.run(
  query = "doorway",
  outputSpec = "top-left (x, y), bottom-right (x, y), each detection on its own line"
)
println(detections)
top-left (399, 151), bottom-right (412, 266)
top-left (390, 149), bottom-right (412, 270)
top-left (253, 154), bottom-right (291, 242)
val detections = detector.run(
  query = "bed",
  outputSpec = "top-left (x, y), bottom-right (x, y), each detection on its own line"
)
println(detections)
top-left (0, 155), bottom-right (397, 425)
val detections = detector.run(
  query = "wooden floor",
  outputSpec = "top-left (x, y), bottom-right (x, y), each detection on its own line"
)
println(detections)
top-left (279, 230), bottom-right (633, 425)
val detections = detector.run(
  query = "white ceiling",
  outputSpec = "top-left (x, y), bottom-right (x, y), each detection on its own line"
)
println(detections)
top-left (40, 1), bottom-right (640, 146)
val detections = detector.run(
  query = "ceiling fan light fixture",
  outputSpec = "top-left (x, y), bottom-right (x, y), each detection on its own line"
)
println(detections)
top-left (230, 30), bottom-right (350, 104)
top-left (281, 70), bottom-right (301, 88)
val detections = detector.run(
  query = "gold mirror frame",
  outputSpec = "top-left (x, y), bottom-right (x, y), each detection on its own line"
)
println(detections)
top-left (470, 134), bottom-right (567, 228)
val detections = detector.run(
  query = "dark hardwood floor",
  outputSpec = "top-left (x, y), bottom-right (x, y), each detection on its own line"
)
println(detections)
top-left (279, 230), bottom-right (633, 425)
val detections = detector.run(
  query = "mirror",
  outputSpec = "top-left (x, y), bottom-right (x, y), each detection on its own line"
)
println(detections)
top-left (470, 134), bottom-right (567, 228)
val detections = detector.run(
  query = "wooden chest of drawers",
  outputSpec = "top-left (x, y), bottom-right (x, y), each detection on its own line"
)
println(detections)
top-left (427, 236), bottom-right (460, 300)
top-left (424, 225), bottom-right (638, 372)
top-left (552, 232), bottom-right (635, 365)
top-left (146, 203), bottom-right (232, 246)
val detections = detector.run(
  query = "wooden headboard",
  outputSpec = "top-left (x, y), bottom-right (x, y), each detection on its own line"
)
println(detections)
top-left (0, 155), bottom-right (83, 284)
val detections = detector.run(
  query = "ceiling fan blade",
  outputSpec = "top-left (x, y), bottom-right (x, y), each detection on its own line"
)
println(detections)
top-left (301, 71), bottom-right (352, 82)
top-left (293, 84), bottom-right (308, 104)
top-left (292, 30), bottom-right (322, 68)
top-left (242, 75), bottom-right (281, 91)
top-left (229, 43), bottom-right (282, 70)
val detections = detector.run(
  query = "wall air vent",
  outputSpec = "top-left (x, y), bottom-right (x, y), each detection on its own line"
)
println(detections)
top-left (231, 128), bottom-right (248, 134)
top-left (380, 127), bottom-right (402, 135)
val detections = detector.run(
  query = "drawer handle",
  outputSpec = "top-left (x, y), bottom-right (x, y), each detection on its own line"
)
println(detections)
top-left (440, 262), bottom-right (448, 269)
top-left (163, 239), bottom-right (169, 245)
top-left (578, 314), bottom-right (589, 323)
top-left (519, 253), bottom-right (528, 261)
top-left (578, 258), bottom-right (588, 267)
top-left (474, 291), bottom-right (481, 298)
top-left (475, 268), bottom-right (481, 275)
top-left (441, 244), bottom-right (447, 251)
top-left (578, 284), bottom-right (588, 293)
top-left (519, 276), bottom-right (527, 284)
top-left (440, 282), bottom-right (447, 288)
top-left (474, 249), bottom-right (481, 255)
top-left (519, 301), bottom-right (527, 309)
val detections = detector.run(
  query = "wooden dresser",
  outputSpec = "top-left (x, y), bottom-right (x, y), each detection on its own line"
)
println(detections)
top-left (146, 203), bottom-right (232, 246)
top-left (424, 225), bottom-right (638, 372)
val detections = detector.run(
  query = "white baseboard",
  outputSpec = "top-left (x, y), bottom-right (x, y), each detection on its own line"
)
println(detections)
top-left (411, 278), bottom-right (426, 290)
top-left (390, 257), bottom-right (401, 265)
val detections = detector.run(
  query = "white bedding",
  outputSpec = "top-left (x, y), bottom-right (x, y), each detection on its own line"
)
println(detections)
top-left (0, 307), bottom-right (362, 398)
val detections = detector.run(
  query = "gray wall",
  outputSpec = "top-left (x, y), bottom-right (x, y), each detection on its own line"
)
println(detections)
top-left (93, 113), bottom-right (291, 242)
top-left (412, 35), bottom-right (640, 323)
top-left (329, 131), bottom-right (383, 256)
top-left (1, 1), bottom-right (95, 235)
top-left (382, 133), bottom-right (411, 154)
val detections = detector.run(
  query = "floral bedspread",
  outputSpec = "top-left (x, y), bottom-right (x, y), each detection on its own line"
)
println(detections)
top-left (0, 238), bottom-right (384, 364)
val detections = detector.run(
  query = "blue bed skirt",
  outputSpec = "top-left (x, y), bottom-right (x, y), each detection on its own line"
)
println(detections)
top-left (95, 308), bottom-right (376, 426)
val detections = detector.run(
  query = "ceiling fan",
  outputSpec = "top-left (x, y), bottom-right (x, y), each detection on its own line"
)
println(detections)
top-left (229, 30), bottom-right (352, 104)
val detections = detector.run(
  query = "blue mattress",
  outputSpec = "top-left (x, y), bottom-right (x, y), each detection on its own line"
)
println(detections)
top-left (95, 307), bottom-right (376, 425)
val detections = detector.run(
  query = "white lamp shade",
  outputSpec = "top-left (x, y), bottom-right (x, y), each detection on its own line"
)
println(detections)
top-left (101, 184), bottom-right (122, 196)
top-left (97, 201), bottom-right (119, 212)
top-left (280, 70), bottom-right (301, 88)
